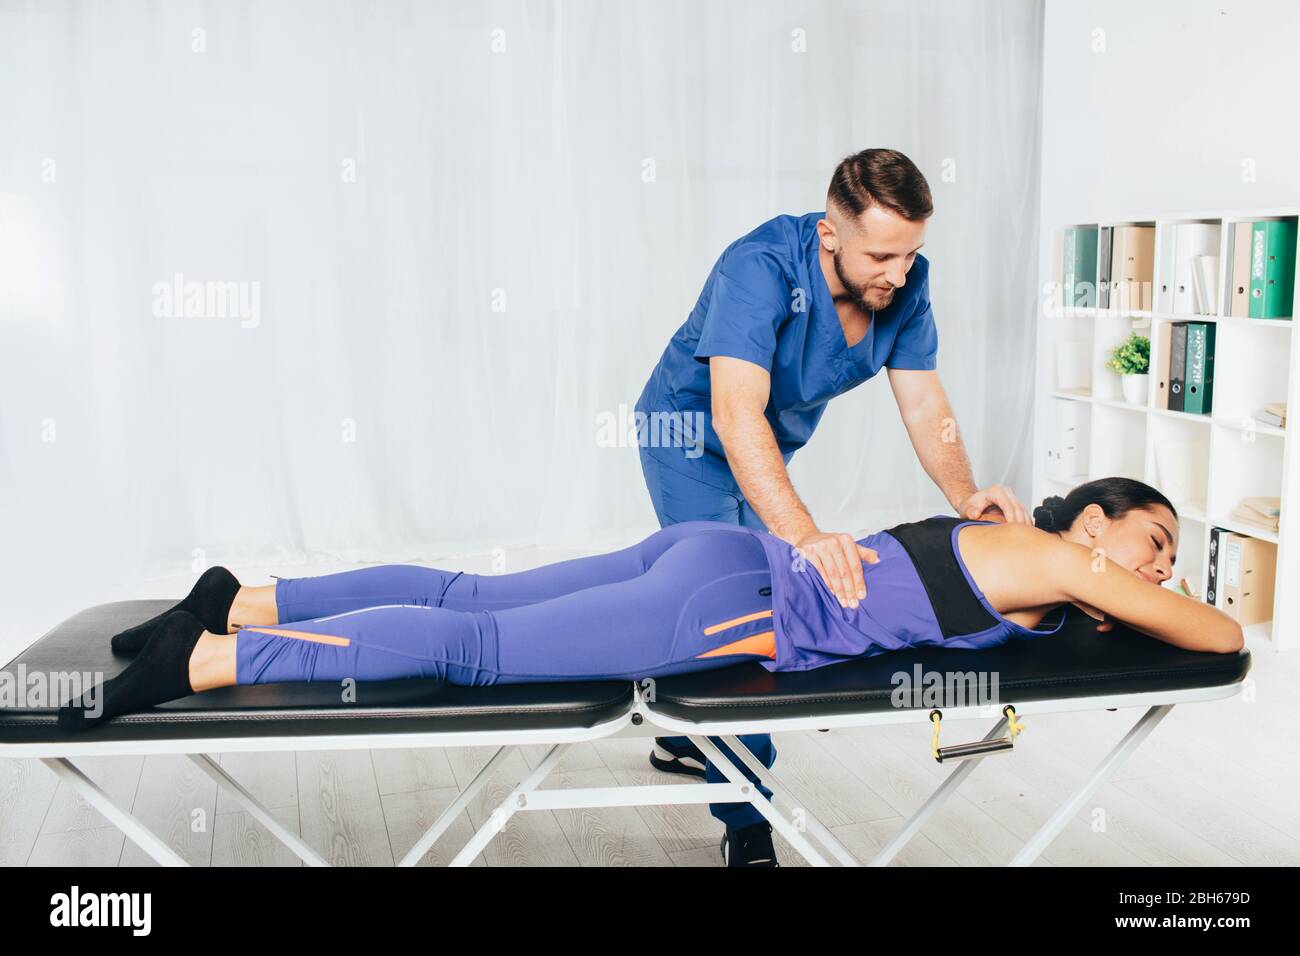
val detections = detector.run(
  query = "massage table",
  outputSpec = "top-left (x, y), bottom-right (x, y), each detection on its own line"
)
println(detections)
top-left (0, 600), bottom-right (1251, 866)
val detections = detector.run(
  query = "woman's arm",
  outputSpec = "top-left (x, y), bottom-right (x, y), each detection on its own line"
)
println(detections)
top-left (1027, 528), bottom-right (1245, 653)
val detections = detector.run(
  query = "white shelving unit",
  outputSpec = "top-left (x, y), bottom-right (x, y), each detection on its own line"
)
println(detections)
top-left (1034, 207), bottom-right (1299, 651)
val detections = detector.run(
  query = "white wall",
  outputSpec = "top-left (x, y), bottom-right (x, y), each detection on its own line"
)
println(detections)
top-left (0, 0), bottom-right (1045, 661)
top-left (1034, 0), bottom-right (1300, 499)
top-left (1039, 0), bottom-right (1300, 225)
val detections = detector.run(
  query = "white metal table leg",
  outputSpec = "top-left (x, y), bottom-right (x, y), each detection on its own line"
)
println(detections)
top-left (869, 715), bottom-right (1010, 867)
top-left (719, 733), bottom-right (861, 866)
top-left (187, 753), bottom-right (330, 867)
top-left (691, 734), bottom-right (832, 867)
top-left (449, 743), bottom-right (567, 867)
top-left (398, 745), bottom-right (511, 867)
top-left (41, 757), bottom-right (187, 867)
top-left (1008, 704), bottom-right (1172, 867)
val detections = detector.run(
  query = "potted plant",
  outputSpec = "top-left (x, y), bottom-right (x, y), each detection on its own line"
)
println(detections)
top-left (1106, 332), bottom-right (1150, 405)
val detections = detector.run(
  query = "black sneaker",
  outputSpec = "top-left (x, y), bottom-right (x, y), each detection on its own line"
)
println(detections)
top-left (649, 736), bottom-right (707, 779)
top-left (721, 821), bottom-right (779, 867)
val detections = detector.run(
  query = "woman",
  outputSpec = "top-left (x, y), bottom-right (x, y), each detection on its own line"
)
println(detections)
top-left (58, 477), bottom-right (1244, 730)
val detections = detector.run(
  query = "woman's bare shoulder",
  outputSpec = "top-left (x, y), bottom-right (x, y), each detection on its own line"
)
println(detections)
top-left (955, 520), bottom-right (1078, 608)
top-left (958, 519), bottom-right (1066, 552)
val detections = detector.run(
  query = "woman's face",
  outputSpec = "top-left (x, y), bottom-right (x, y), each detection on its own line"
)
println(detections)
top-left (1073, 503), bottom-right (1179, 584)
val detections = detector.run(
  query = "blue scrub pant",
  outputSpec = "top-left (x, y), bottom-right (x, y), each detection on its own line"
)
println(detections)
top-left (637, 442), bottom-right (777, 830)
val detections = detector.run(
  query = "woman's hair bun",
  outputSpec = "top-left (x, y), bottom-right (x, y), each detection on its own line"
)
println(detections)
top-left (1033, 495), bottom-right (1066, 531)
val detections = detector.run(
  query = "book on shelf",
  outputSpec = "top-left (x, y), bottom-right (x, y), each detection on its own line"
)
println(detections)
top-left (1190, 255), bottom-right (1219, 315)
top-left (1241, 495), bottom-right (1280, 517)
top-left (1229, 496), bottom-right (1281, 533)
top-left (1255, 401), bottom-right (1287, 427)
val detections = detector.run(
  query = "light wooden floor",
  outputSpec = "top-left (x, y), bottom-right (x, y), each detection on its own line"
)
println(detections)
top-left (3, 547), bottom-right (1297, 867)
top-left (3, 647), bottom-right (1297, 866)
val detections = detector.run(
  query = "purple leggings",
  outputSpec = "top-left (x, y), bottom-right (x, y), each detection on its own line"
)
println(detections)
top-left (235, 521), bottom-right (777, 687)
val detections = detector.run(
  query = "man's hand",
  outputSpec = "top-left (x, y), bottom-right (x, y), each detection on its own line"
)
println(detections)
top-left (794, 531), bottom-right (879, 609)
top-left (956, 484), bottom-right (1031, 525)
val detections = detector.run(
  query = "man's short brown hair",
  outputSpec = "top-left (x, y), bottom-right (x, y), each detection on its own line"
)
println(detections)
top-left (827, 148), bottom-right (933, 223)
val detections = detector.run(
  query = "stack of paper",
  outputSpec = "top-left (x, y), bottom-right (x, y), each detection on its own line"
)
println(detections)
top-left (1230, 496), bottom-right (1281, 532)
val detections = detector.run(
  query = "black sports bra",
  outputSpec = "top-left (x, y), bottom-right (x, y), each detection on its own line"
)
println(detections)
top-left (883, 514), bottom-right (1068, 640)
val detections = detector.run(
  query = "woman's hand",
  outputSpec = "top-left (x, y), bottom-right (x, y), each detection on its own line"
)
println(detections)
top-left (1073, 599), bottom-right (1114, 632)
top-left (793, 530), bottom-right (879, 609)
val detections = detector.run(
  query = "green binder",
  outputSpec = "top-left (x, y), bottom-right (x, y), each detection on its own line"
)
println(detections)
top-left (1249, 219), bottom-right (1297, 319)
top-left (1072, 226), bottom-right (1099, 308)
top-left (1182, 322), bottom-right (1216, 414)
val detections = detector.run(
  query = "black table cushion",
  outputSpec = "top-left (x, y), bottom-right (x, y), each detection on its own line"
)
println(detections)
top-left (0, 602), bottom-right (1254, 743)
top-left (645, 607), bottom-right (1252, 722)
top-left (0, 601), bottom-right (634, 744)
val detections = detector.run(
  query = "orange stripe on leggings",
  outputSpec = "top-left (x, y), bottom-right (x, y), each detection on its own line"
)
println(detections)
top-left (702, 609), bottom-right (773, 636)
top-left (238, 626), bottom-right (351, 647)
top-left (696, 630), bottom-right (776, 660)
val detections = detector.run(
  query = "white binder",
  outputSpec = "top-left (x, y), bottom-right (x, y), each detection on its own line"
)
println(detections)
top-left (1171, 223), bottom-right (1219, 314)
top-left (1155, 224), bottom-right (1178, 312)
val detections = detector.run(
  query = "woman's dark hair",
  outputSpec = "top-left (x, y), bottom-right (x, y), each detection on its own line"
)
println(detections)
top-left (1034, 477), bottom-right (1177, 533)
top-left (827, 148), bottom-right (933, 223)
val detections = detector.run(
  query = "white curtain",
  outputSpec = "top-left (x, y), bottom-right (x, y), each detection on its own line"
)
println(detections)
top-left (0, 0), bottom-right (1043, 646)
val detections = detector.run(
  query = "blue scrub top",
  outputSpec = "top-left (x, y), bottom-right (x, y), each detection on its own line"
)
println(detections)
top-left (636, 210), bottom-right (939, 487)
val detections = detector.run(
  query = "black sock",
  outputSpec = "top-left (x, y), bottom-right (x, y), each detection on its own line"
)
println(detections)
top-left (110, 566), bottom-right (241, 655)
top-left (60, 611), bottom-right (206, 731)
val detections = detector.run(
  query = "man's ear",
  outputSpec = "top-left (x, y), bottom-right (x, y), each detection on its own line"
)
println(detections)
top-left (817, 215), bottom-right (839, 252)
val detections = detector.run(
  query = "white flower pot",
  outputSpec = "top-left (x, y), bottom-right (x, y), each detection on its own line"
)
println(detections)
top-left (1121, 373), bottom-right (1148, 405)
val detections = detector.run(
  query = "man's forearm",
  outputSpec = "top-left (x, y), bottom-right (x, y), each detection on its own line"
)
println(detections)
top-left (903, 393), bottom-right (980, 511)
top-left (715, 413), bottom-right (816, 543)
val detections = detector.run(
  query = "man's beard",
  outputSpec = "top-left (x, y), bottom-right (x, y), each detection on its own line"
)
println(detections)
top-left (833, 247), bottom-right (893, 312)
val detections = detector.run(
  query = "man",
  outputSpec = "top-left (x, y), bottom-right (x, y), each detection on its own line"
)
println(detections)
top-left (634, 148), bottom-right (1031, 866)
